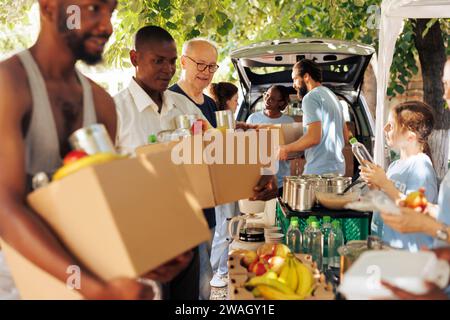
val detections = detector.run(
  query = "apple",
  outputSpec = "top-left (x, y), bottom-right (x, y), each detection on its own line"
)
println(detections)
top-left (247, 260), bottom-right (259, 273)
top-left (241, 250), bottom-right (258, 268)
top-left (273, 244), bottom-right (291, 258)
top-left (268, 256), bottom-right (285, 275)
top-left (405, 189), bottom-right (428, 212)
top-left (259, 253), bottom-right (274, 264)
top-left (190, 119), bottom-right (209, 135)
top-left (250, 260), bottom-right (269, 276)
top-left (63, 150), bottom-right (88, 165)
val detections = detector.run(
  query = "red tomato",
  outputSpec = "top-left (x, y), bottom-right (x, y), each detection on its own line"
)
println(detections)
top-left (63, 150), bottom-right (88, 165)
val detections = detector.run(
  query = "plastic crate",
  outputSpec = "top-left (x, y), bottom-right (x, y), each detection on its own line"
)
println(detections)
top-left (276, 200), bottom-right (371, 243)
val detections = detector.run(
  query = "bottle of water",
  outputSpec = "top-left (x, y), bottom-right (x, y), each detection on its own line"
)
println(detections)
top-left (309, 221), bottom-right (323, 271)
top-left (349, 137), bottom-right (374, 167)
top-left (303, 217), bottom-right (317, 254)
top-left (328, 220), bottom-right (345, 269)
top-left (321, 216), bottom-right (332, 269)
top-left (286, 217), bottom-right (302, 253)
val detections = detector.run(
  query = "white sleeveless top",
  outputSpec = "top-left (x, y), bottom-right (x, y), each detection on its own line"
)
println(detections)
top-left (17, 50), bottom-right (97, 179)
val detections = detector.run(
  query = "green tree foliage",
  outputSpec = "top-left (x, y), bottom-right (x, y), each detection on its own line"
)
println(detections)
top-left (1, 0), bottom-right (449, 97)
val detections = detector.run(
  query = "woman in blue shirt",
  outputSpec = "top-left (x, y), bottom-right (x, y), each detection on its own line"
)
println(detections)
top-left (360, 101), bottom-right (438, 251)
top-left (246, 85), bottom-right (294, 192)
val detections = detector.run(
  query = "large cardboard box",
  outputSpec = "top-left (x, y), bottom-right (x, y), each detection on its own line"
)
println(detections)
top-left (137, 130), bottom-right (280, 208)
top-left (1, 243), bottom-right (82, 300)
top-left (256, 123), bottom-right (303, 145)
top-left (23, 149), bottom-right (210, 283)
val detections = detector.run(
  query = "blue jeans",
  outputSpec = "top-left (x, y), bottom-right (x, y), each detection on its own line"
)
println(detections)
top-left (199, 228), bottom-right (215, 300)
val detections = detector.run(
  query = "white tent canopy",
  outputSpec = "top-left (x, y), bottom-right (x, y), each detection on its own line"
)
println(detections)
top-left (375, 0), bottom-right (450, 168)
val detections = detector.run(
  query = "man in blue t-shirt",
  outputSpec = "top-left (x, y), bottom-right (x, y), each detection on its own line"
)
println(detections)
top-left (279, 59), bottom-right (349, 176)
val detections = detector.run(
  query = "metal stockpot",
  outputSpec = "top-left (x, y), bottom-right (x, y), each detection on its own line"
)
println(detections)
top-left (282, 176), bottom-right (298, 204)
top-left (286, 177), bottom-right (301, 208)
top-left (327, 176), bottom-right (352, 193)
top-left (291, 179), bottom-right (316, 212)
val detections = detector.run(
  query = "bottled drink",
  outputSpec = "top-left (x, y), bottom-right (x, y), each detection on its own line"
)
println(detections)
top-left (148, 134), bottom-right (157, 144)
top-left (349, 137), bottom-right (374, 167)
top-left (328, 220), bottom-right (345, 269)
top-left (303, 216), bottom-right (317, 254)
top-left (309, 221), bottom-right (323, 271)
top-left (286, 217), bottom-right (302, 253)
top-left (321, 216), bottom-right (332, 269)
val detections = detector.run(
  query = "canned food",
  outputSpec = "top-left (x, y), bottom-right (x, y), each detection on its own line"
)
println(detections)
top-left (175, 115), bottom-right (200, 130)
top-left (215, 110), bottom-right (236, 130)
top-left (69, 124), bottom-right (116, 155)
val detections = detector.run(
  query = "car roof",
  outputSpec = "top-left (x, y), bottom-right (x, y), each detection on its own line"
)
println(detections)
top-left (230, 38), bottom-right (375, 60)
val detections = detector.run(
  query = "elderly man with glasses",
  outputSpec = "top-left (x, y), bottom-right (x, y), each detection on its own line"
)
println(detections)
top-left (169, 39), bottom-right (221, 300)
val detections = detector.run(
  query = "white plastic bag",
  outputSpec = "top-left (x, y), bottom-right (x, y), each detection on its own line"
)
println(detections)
top-left (345, 190), bottom-right (401, 215)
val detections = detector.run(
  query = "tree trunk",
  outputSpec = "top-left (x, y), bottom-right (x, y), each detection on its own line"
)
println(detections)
top-left (413, 19), bottom-right (449, 181)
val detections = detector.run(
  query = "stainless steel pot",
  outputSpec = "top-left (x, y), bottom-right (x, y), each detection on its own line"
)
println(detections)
top-left (327, 176), bottom-right (352, 193)
top-left (282, 176), bottom-right (297, 204)
top-left (287, 177), bottom-right (302, 208)
top-left (292, 179), bottom-right (316, 212)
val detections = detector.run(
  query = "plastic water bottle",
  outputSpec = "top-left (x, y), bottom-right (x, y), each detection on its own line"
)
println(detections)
top-left (349, 137), bottom-right (374, 167)
top-left (303, 217), bottom-right (317, 254)
top-left (321, 216), bottom-right (332, 269)
top-left (328, 220), bottom-right (345, 269)
top-left (286, 217), bottom-right (302, 253)
top-left (148, 134), bottom-right (158, 144)
top-left (309, 221), bottom-right (323, 271)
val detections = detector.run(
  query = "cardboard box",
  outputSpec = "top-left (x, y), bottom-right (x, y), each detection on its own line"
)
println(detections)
top-left (136, 130), bottom-right (279, 208)
top-left (1, 243), bottom-right (82, 300)
top-left (25, 149), bottom-right (210, 282)
top-left (256, 123), bottom-right (303, 145)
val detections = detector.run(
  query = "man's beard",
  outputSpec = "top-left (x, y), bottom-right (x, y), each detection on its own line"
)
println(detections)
top-left (58, 9), bottom-right (107, 65)
top-left (298, 83), bottom-right (308, 99)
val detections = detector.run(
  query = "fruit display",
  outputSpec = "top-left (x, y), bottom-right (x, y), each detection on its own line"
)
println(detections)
top-left (53, 152), bottom-right (124, 181)
top-left (404, 188), bottom-right (428, 212)
top-left (228, 245), bottom-right (334, 300)
top-left (245, 254), bottom-right (316, 300)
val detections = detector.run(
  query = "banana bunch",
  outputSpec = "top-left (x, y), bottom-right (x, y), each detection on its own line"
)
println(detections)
top-left (53, 153), bottom-right (124, 181)
top-left (245, 254), bottom-right (315, 300)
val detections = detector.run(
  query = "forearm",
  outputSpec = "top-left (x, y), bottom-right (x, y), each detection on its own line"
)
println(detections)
top-left (284, 134), bottom-right (318, 154)
top-left (0, 198), bottom-right (104, 298)
top-left (422, 218), bottom-right (450, 244)
top-left (379, 179), bottom-right (402, 202)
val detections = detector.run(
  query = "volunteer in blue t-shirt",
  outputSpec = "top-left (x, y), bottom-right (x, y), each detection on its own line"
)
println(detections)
top-left (360, 101), bottom-right (439, 251)
top-left (278, 59), bottom-right (349, 176)
top-left (247, 85), bottom-right (294, 189)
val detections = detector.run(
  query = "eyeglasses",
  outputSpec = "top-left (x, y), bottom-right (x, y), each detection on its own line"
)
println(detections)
top-left (184, 56), bottom-right (219, 73)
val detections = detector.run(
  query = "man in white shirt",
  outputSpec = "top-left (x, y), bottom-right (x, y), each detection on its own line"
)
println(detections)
top-left (114, 26), bottom-right (212, 300)
top-left (114, 34), bottom-right (208, 156)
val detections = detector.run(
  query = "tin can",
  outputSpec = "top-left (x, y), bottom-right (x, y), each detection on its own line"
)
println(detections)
top-left (69, 124), bottom-right (116, 155)
top-left (215, 110), bottom-right (236, 130)
top-left (175, 115), bottom-right (200, 130)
